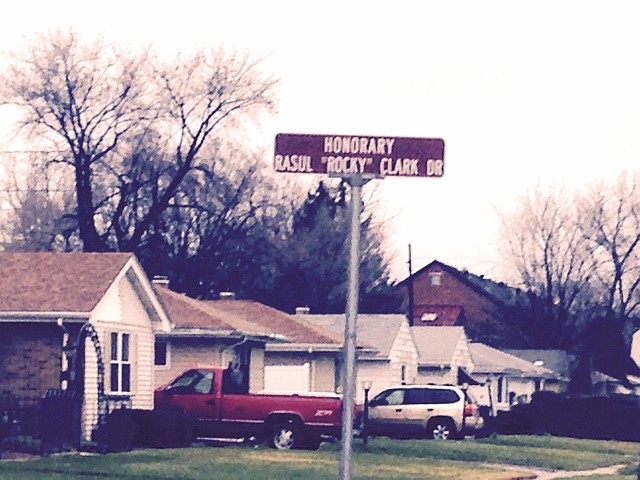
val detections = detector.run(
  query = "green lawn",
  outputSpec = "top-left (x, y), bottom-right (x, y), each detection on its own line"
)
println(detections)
top-left (0, 435), bottom-right (638, 480)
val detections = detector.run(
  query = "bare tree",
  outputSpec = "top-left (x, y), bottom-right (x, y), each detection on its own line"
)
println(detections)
top-left (0, 30), bottom-right (277, 253)
top-left (117, 48), bottom-right (277, 252)
top-left (578, 171), bottom-right (640, 321)
top-left (0, 31), bottom-right (149, 251)
top-left (499, 183), bottom-right (593, 347)
top-left (0, 152), bottom-right (78, 251)
top-left (501, 174), bottom-right (640, 387)
top-left (144, 142), bottom-right (290, 296)
top-left (574, 172), bottom-right (640, 381)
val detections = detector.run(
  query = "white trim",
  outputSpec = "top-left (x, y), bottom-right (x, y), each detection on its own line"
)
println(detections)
top-left (123, 257), bottom-right (172, 332)
top-left (0, 313), bottom-right (89, 321)
top-left (92, 255), bottom-right (172, 333)
top-left (158, 329), bottom-right (244, 338)
top-left (265, 343), bottom-right (343, 352)
top-left (109, 331), bottom-right (132, 394)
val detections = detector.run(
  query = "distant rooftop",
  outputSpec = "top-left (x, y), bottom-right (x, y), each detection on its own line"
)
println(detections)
top-left (299, 313), bottom-right (408, 358)
top-left (411, 326), bottom-right (466, 366)
top-left (470, 343), bottom-right (557, 378)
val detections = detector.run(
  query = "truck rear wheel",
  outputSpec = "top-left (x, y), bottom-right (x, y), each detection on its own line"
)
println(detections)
top-left (269, 421), bottom-right (301, 450)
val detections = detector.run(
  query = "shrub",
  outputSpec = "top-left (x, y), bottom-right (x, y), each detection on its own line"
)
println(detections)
top-left (494, 392), bottom-right (640, 441)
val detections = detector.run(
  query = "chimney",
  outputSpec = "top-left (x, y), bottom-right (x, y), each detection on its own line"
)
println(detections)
top-left (219, 291), bottom-right (236, 300)
top-left (295, 306), bottom-right (310, 315)
top-left (152, 275), bottom-right (170, 287)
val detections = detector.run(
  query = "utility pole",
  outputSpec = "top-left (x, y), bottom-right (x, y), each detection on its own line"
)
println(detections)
top-left (408, 244), bottom-right (414, 326)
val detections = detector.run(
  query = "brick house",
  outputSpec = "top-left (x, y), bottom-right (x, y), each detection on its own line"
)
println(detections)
top-left (400, 260), bottom-right (532, 347)
top-left (0, 252), bottom-right (171, 441)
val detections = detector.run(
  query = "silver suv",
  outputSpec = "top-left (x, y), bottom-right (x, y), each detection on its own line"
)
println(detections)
top-left (363, 385), bottom-right (484, 440)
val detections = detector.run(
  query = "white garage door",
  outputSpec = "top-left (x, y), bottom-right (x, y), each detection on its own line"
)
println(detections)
top-left (263, 363), bottom-right (310, 392)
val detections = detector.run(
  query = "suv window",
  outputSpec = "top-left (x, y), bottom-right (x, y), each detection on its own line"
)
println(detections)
top-left (404, 388), bottom-right (460, 405)
top-left (431, 389), bottom-right (460, 404)
top-left (404, 388), bottom-right (431, 404)
top-left (374, 389), bottom-right (405, 406)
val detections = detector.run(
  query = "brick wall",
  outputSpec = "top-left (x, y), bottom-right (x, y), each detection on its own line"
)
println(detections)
top-left (0, 323), bottom-right (62, 402)
top-left (403, 266), bottom-right (510, 344)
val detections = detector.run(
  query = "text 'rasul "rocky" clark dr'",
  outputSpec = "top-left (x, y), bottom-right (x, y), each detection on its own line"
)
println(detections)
top-left (274, 134), bottom-right (444, 177)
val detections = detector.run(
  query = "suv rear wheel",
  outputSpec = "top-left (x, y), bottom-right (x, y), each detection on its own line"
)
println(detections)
top-left (427, 418), bottom-right (456, 440)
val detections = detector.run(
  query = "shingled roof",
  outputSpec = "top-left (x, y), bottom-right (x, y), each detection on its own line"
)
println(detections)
top-left (411, 326), bottom-right (467, 366)
top-left (402, 259), bottom-right (527, 309)
top-left (0, 252), bottom-right (133, 314)
top-left (469, 343), bottom-right (557, 379)
top-left (154, 285), bottom-right (343, 344)
top-left (505, 349), bottom-right (573, 380)
top-left (300, 314), bottom-right (407, 357)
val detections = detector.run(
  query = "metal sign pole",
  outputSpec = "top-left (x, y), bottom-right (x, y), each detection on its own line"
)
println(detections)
top-left (339, 174), bottom-right (363, 480)
top-left (273, 132), bottom-right (444, 480)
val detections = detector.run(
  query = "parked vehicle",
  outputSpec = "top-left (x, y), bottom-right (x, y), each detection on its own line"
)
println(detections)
top-left (361, 384), bottom-right (484, 440)
top-left (154, 367), bottom-right (350, 449)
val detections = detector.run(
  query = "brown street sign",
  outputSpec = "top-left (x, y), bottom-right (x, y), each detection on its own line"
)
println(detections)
top-left (274, 133), bottom-right (445, 177)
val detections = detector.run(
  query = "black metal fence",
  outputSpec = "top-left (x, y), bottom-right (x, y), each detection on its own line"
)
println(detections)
top-left (40, 389), bottom-right (82, 453)
top-left (0, 394), bottom-right (41, 453)
top-left (1, 390), bottom-right (191, 455)
top-left (1, 389), bottom-right (84, 454)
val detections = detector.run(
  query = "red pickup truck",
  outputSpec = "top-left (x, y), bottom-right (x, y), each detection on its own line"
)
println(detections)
top-left (154, 367), bottom-right (348, 449)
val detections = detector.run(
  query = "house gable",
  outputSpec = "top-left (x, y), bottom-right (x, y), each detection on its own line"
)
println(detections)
top-left (301, 313), bottom-right (418, 400)
top-left (0, 252), bottom-right (170, 442)
top-left (387, 319), bottom-right (418, 384)
top-left (92, 257), bottom-right (171, 332)
top-left (411, 325), bottom-right (472, 385)
top-left (401, 260), bottom-right (529, 346)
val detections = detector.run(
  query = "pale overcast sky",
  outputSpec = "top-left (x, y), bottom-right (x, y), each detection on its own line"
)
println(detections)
top-left (1, 1), bottom-right (639, 281)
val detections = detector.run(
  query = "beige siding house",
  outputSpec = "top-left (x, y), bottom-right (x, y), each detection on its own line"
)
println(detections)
top-left (468, 343), bottom-right (559, 413)
top-left (0, 253), bottom-right (171, 442)
top-left (300, 314), bottom-right (418, 402)
top-left (263, 345), bottom-right (342, 393)
top-left (152, 281), bottom-right (343, 393)
top-left (411, 325), bottom-right (559, 413)
top-left (411, 326), bottom-right (473, 385)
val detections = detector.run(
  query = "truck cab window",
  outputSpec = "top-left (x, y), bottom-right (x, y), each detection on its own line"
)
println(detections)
top-left (168, 369), bottom-right (213, 394)
top-left (222, 364), bottom-right (249, 394)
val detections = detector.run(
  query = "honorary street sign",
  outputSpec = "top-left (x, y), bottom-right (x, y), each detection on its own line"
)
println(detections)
top-left (274, 133), bottom-right (445, 177)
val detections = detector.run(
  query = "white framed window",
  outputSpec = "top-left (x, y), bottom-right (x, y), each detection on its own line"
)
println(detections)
top-left (420, 313), bottom-right (438, 322)
top-left (429, 272), bottom-right (442, 286)
top-left (110, 332), bottom-right (131, 394)
top-left (154, 339), bottom-right (170, 367)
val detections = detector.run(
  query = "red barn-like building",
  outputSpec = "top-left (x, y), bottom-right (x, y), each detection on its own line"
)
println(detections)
top-left (400, 260), bottom-right (531, 347)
